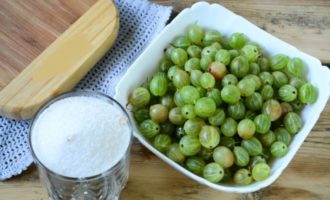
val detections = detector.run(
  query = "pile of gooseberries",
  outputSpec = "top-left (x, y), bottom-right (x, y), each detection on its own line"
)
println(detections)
top-left (129, 24), bottom-right (318, 185)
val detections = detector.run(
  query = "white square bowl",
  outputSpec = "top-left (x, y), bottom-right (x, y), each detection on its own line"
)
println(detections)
top-left (114, 1), bottom-right (330, 193)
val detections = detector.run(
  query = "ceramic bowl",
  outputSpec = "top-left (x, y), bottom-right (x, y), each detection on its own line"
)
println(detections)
top-left (114, 1), bottom-right (330, 193)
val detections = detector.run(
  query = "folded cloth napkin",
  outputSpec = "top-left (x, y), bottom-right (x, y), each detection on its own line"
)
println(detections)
top-left (0, 0), bottom-right (172, 180)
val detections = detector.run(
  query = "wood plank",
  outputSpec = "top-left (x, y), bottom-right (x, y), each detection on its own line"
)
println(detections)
top-left (152, 0), bottom-right (330, 64)
top-left (0, 0), bottom-right (97, 91)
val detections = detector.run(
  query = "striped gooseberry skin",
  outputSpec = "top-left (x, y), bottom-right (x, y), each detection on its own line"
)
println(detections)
top-left (129, 87), bottom-right (151, 108)
top-left (299, 83), bottom-right (318, 104)
top-left (254, 114), bottom-right (271, 134)
top-left (245, 92), bottom-right (263, 111)
top-left (227, 101), bottom-right (246, 120)
top-left (233, 146), bottom-right (250, 167)
top-left (290, 77), bottom-right (305, 89)
top-left (150, 72), bottom-right (168, 96)
top-left (213, 146), bottom-right (235, 168)
top-left (259, 130), bottom-right (276, 147)
top-left (272, 71), bottom-right (289, 88)
top-left (199, 125), bottom-right (220, 149)
top-left (261, 85), bottom-right (274, 100)
top-left (241, 137), bottom-right (263, 156)
top-left (237, 78), bottom-right (255, 97)
top-left (237, 119), bottom-right (256, 139)
top-left (195, 97), bottom-right (216, 118)
top-left (154, 134), bottom-right (172, 153)
top-left (262, 99), bottom-right (282, 121)
top-left (275, 128), bottom-right (292, 146)
top-left (270, 141), bottom-right (288, 158)
top-left (221, 85), bottom-right (241, 105)
top-left (284, 112), bottom-right (303, 134)
top-left (221, 118), bottom-right (237, 137)
top-left (279, 84), bottom-right (298, 102)
top-left (172, 35), bottom-right (191, 49)
top-left (287, 57), bottom-right (305, 78)
top-left (186, 157), bottom-right (206, 175)
top-left (203, 162), bottom-right (224, 183)
top-left (270, 54), bottom-right (289, 71)
top-left (171, 48), bottom-right (188, 67)
top-left (234, 168), bottom-right (253, 186)
top-left (230, 56), bottom-right (250, 78)
top-left (179, 135), bottom-right (201, 156)
top-left (140, 119), bottom-right (160, 138)
top-left (259, 71), bottom-right (274, 85)
top-left (166, 143), bottom-right (185, 164)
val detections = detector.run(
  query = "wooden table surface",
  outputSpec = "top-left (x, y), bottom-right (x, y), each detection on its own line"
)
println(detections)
top-left (0, 0), bottom-right (330, 199)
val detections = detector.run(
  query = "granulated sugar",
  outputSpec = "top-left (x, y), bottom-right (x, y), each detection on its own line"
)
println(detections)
top-left (31, 96), bottom-right (131, 178)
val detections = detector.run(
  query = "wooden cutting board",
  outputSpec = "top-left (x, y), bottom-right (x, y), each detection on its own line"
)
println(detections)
top-left (0, 0), bottom-right (118, 119)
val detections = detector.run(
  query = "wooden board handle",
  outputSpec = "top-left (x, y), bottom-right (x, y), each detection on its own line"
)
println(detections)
top-left (0, 0), bottom-right (119, 119)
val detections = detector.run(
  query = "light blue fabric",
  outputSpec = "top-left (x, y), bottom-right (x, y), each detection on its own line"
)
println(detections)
top-left (0, 0), bottom-right (172, 180)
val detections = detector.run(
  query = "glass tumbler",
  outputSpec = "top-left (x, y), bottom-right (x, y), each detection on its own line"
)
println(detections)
top-left (29, 91), bottom-right (133, 200)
